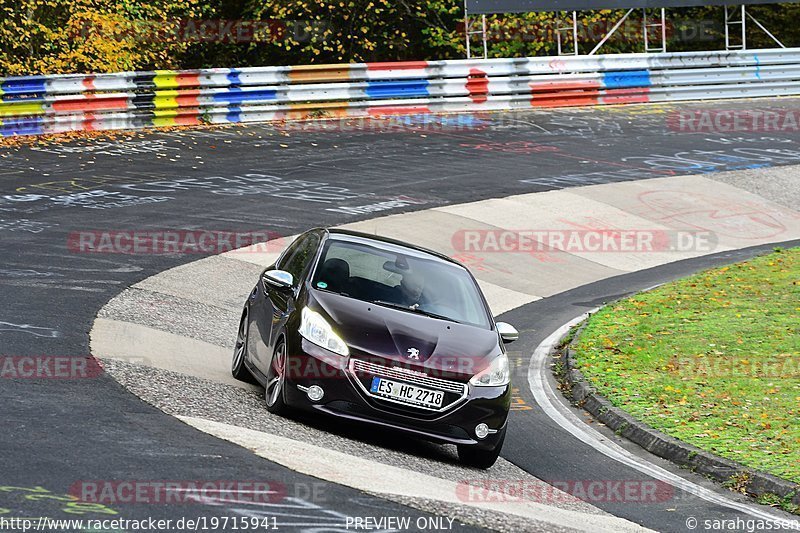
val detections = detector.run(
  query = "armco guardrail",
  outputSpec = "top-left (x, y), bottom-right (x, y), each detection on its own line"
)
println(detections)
top-left (2, 48), bottom-right (800, 136)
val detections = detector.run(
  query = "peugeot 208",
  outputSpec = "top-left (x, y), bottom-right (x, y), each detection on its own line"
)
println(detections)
top-left (232, 228), bottom-right (518, 468)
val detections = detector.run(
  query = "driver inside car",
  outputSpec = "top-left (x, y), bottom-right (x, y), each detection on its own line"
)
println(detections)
top-left (396, 270), bottom-right (425, 308)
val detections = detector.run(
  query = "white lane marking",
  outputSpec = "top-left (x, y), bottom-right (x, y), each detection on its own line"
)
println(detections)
top-left (527, 311), bottom-right (788, 523)
top-left (0, 321), bottom-right (61, 338)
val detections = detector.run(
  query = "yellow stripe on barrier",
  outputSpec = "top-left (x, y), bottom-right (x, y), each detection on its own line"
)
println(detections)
top-left (153, 91), bottom-right (180, 110)
top-left (153, 71), bottom-right (179, 89)
top-left (152, 113), bottom-right (200, 127)
top-left (0, 101), bottom-right (45, 117)
top-left (152, 108), bottom-right (182, 118)
top-left (152, 116), bottom-right (178, 127)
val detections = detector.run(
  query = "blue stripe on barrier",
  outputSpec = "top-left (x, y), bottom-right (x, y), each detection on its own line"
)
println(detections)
top-left (226, 107), bottom-right (242, 123)
top-left (213, 89), bottom-right (277, 104)
top-left (1, 77), bottom-right (48, 95)
top-left (602, 70), bottom-right (651, 89)
top-left (227, 70), bottom-right (242, 86)
top-left (0, 117), bottom-right (44, 136)
top-left (365, 80), bottom-right (429, 99)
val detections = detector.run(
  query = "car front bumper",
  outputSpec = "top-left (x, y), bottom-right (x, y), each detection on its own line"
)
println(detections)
top-left (284, 337), bottom-right (510, 451)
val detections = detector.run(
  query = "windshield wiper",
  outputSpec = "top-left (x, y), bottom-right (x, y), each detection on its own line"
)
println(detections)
top-left (372, 300), bottom-right (460, 324)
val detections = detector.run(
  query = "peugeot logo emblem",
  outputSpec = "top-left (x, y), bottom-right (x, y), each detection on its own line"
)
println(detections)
top-left (406, 348), bottom-right (420, 360)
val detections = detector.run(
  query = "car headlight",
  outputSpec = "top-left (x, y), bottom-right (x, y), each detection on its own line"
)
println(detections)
top-left (299, 307), bottom-right (349, 357)
top-left (470, 353), bottom-right (510, 387)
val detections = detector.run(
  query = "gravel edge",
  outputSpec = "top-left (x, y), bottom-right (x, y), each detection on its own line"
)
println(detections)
top-left (98, 358), bottom-right (604, 533)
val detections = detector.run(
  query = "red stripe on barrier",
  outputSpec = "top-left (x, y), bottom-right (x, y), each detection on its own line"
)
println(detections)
top-left (366, 61), bottom-right (428, 71)
top-left (83, 113), bottom-right (98, 131)
top-left (177, 91), bottom-right (201, 107)
top-left (52, 97), bottom-right (129, 113)
top-left (175, 73), bottom-right (201, 87)
top-left (466, 69), bottom-right (489, 104)
top-left (174, 114), bottom-right (201, 126)
top-left (82, 77), bottom-right (96, 91)
top-left (529, 81), bottom-right (601, 108)
top-left (601, 87), bottom-right (650, 105)
top-left (530, 92), bottom-right (602, 107)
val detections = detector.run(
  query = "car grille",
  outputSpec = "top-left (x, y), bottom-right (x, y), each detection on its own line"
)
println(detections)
top-left (350, 359), bottom-right (467, 396)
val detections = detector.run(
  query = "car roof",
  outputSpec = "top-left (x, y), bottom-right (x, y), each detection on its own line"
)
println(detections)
top-left (322, 228), bottom-right (460, 266)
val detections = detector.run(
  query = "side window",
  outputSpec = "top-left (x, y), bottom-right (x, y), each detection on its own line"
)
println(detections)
top-left (279, 232), bottom-right (321, 282)
top-left (276, 236), bottom-right (303, 270)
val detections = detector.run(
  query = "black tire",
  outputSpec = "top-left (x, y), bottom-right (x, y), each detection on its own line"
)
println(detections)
top-left (231, 310), bottom-right (257, 384)
top-left (264, 337), bottom-right (290, 416)
top-left (457, 431), bottom-right (505, 469)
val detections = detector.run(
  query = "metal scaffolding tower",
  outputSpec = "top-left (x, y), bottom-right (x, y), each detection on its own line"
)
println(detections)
top-left (463, 0), bottom-right (791, 58)
top-left (556, 11), bottom-right (579, 55)
top-left (464, 0), bottom-right (489, 59)
top-left (725, 4), bottom-right (786, 50)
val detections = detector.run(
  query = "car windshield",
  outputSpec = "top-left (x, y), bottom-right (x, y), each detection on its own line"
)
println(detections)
top-left (311, 239), bottom-right (492, 329)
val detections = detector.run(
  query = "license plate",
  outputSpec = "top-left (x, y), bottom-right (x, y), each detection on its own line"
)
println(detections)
top-left (370, 377), bottom-right (444, 409)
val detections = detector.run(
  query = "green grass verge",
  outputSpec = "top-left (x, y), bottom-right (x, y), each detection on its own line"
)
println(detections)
top-left (573, 247), bottom-right (800, 484)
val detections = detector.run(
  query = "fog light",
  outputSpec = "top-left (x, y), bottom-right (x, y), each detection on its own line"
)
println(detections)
top-left (475, 423), bottom-right (489, 440)
top-left (307, 385), bottom-right (324, 402)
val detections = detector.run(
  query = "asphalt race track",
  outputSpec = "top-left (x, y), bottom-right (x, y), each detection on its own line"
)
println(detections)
top-left (1, 98), bottom-right (799, 531)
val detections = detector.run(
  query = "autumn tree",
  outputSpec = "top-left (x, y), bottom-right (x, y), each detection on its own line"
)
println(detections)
top-left (0, 0), bottom-right (203, 75)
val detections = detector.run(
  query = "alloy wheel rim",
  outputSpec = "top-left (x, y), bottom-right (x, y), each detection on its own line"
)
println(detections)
top-left (232, 315), bottom-right (247, 371)
top-left (266, 342), bottom-right (285, 407)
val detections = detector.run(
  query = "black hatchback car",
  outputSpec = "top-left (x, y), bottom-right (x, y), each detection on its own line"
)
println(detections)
top-left (232, 228), bottom-right (518, 468)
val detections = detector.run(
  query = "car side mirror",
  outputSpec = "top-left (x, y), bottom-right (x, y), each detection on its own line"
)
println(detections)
top-left (263, 270), bottom-right (294, 289)
top-left (496, 322), bottom-right (519, 343)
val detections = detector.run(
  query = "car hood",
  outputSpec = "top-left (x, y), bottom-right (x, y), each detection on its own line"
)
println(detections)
top-left (309, 290), bottom-right (500, 376)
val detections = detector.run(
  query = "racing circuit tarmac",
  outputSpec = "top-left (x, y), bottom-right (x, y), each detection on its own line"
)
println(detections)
top-left (1, 98), bottom-right (800, 532)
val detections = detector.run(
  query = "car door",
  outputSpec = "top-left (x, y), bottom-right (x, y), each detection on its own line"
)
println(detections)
top-left (252, 231), bottom-right (322, 375)
top-left (248, 235), bottom-right (301, 375)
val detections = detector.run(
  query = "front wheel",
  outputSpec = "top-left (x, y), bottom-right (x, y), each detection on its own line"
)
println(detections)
top-left (265, 337), bottom-right (290, 416)
top-left (232, 310), bottom-right (257, 384)
top-left (457, 431), bottom-right (505, 469)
